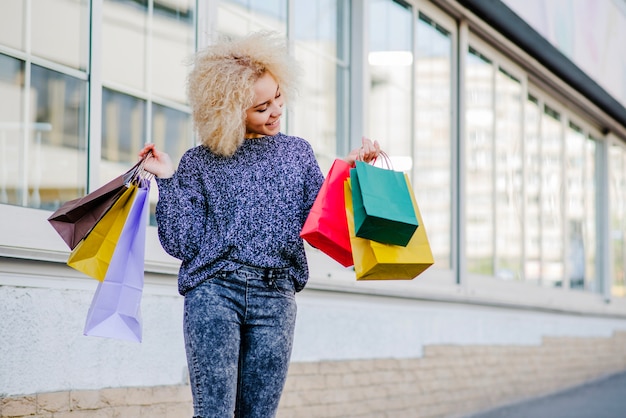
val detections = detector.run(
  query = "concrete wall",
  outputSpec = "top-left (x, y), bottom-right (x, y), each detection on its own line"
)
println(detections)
top-left (3, 253), bottom-right (626, 417)
top-left (3, 255), bottom-right (626, 397)
top-left (2, 332), bottom-right (626, 417)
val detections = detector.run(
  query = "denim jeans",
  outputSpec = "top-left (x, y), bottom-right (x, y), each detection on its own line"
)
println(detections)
top-left (183, 265), bottom-right (297, 418)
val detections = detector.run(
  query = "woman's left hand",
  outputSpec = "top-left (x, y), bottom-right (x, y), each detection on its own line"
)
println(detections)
top-left (344, 136), bottom-right (381, 166)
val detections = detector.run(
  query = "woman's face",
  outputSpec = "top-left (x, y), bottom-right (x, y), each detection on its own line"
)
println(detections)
top-left (244, 72), bottom-right (283, 138)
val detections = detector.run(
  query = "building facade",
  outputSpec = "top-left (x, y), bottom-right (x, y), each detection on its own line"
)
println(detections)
top-left (2, 0), bottom-right (626, 417)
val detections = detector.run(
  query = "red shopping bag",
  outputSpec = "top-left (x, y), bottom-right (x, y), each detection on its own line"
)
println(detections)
top-left (300, 159), bottom-right (354, 267)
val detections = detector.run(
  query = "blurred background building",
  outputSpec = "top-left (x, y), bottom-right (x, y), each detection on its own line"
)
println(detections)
top-left (2, 0), bottom-right (626, 417)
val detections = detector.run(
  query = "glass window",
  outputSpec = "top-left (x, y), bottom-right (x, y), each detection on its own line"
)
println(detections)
top-left (565, 123), bottom-right (590, 290)
top-left (103, 0), bottom-right (194, 101)
top-left (100, 1), bottom-right (195, 224)
top-left (524, 95), bottom-right (599, 292)
top-left (292, 0), bottom-right (350, 172)
top-left (0, 54), bottom-right (26, 207)
top-left (31, 0), bottom-right (89, 71)
top-left (540, 105), bottom-right (564, 287)
top-left (151, 0), bottom-right (195, 103)
top-left (610, 143), bottom-right (626, 297)
top-left (103, 0), bottom-right (149, 91)
top-left (1, 63), bottom-right (88, 211)
top-left (494, 69), bottom-right (523, 280)
top-left (368, 0), bottom-right (413, 170)
top-left (217, 0), bottom-right (287, 36)
top-left (151, 103), bottom-right (192, 166)
top-left (524, 95), bottom-right (542, 284)
top-left (414, 12), bottom-right (453, 269)
top-left (0, 0), bottom-right (24, 51)
top-left (584, 135), bottom-right (598, 291)
top-left (465, 48), bottom-right (495, 275)
top-left (148, 102), bottom-right (193, 223)
top-left (101, 88), bottom-right (146, 172)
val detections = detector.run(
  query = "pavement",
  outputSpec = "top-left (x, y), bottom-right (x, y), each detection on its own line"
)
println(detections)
top-left (466, 371), bottom-right (626, 418)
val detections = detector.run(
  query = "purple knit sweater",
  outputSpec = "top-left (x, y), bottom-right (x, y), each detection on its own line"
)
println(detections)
top-left (154, 133), bottom-right (324, 295)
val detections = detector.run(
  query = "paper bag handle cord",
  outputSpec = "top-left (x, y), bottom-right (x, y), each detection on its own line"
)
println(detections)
top-left (357, 149), bottom-right (393, 170)
top-left (127, 150), bottom-right (154, 185)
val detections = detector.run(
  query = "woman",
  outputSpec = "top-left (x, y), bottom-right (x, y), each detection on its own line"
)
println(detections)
top-left (139, 32), bottom-right (379, 418)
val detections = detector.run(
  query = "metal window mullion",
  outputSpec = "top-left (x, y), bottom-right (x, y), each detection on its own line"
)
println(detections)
top-left (449, 11), bottom-right (461, 280)
top-left (88, 0), bottom-right (103, 192)
top-left (337, 0), bottom-right (350, 158)
top-left (621, 148), bottom-right (624, 299)
top-left (491, 60), bottom-right (497, 277)
top-left (455, 19), bottom-right (468, 286)
top-left (285, 0), bottom-right (294, 136)
top-left (146, 0), bottom-right (154, 147)
top-left (537, 97), bottom-right (544, 287)
top-left (600, 138), bottom-right (615, 301)
top-left (20, 0), bottom-right (32, 206)
top-left (410, 4), bottom-right (417, 183)
top-left (561, 116), bottom-right (570, 290)
top-left (350, 0), bottom-right (368, 149)
top-left (519, 77), bottom-right (528, 282)
top-left (594, 136), bottom-right (612, 302)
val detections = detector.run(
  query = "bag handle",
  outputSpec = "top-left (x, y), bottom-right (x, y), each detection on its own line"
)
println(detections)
top-left (357, 149), bottom-right (393, 170)
top-left (125, 150), bottom-right (155, 186)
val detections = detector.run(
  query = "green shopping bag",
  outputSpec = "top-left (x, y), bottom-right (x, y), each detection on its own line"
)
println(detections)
top-left (350, 160), bottom-right (418, 246)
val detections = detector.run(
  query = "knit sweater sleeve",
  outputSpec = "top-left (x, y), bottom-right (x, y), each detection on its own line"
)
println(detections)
top-left (154, 149), bottom-right (207, 261)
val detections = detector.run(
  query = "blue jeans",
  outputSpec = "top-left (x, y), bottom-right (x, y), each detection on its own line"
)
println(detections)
top-left (183, 265), bottom-right (297, 418)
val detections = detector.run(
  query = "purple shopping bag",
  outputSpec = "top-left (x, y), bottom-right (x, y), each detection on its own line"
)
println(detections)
top-left (83, 180), bottom-right (150, 342)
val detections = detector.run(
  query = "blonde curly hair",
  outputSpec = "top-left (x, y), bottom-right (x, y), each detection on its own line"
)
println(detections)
top-left (187, 31), bottom-right (301, 157)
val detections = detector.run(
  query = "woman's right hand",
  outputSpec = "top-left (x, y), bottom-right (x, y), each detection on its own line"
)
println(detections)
top-left (139, 143), bottom-right (175, 179)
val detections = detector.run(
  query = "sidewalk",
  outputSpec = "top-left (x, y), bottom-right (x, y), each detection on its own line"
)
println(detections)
top-left (466, 371), bottom-right (626, 418)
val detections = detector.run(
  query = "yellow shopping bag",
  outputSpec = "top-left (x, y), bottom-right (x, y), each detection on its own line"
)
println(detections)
top-left (344, 175), bottom-right (434, 280)
top-left (67, 184), bottom-right (137, 281)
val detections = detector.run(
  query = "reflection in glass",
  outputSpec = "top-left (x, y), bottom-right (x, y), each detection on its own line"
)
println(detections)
top-left (292, 0), bottom-right (349, 173)
top-left (584, 136), bottom-right (597, 291)
top-left (218, 0), bottom-right (287, 38)
top-left (103, 0), bottom-right (148, 91)
top-left (151, 0), bottom-right (195, 103)
top-left (494, 69), bottom-right (523, 280)
top-left (524, 96), bottom-right (542, 284)
top-left (24, 65), bottom-right (86, 210)
top-left (0, 0), bottom-right (24, 51)
top-left (101, 88), bottom-right (146, 177)
top-left (415, 13), bottom-right (452, 269)
top-left (465, 48), bottom-right (494, 275)
top-left (610, 144), bottom-right (626, 297)
top-left (148, 103), bottom-right (192, 224)
top-left (151, 103), bottom-right (192, 167)
top-left (540, 106), bottom-right (564, 286)
top-left (32, 0), bottom-right (89, 70)
top-left (565, 123), bottom-right (588, 290)
top-left (0, 54), bottom-right (25, 206)
top-left (368, 0), bottom-right (412, 168)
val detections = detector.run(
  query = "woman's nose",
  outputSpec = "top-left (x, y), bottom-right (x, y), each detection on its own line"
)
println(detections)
top-left (270, 101), bottom-right (282, 116)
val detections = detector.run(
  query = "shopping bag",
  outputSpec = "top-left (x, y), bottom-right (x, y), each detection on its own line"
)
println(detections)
top-left (83, 181), bottom-right (150, 342)
top-left (350, 161), bottom-right (418, 246)
top-left (48, 157), bottom-right (146, 249)
top-left (300, 159), bottom-right (354, 267)
top-left (67, 184), bottom-right (137, 281)
top-left (345, 175), bottom-right (433, 280)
